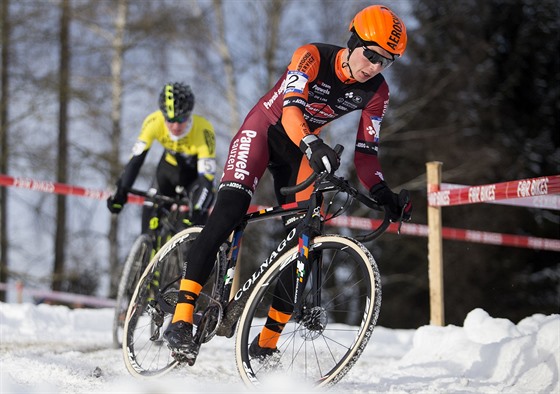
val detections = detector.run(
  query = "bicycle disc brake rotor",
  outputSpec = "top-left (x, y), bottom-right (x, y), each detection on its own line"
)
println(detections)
top-left (300, 306), bottom-right (328, 340)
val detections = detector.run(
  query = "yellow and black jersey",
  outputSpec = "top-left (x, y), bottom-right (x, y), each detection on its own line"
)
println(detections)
top-left (118, 111), bottom-right (216, 190)
top-left (133, 111), bottom-right (216, 177)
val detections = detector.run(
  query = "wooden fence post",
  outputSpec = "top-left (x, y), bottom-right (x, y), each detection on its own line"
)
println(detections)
top-left (426, 161), bottom-right (445, 326)
top-left (15, 280), bottom-right (23, 303)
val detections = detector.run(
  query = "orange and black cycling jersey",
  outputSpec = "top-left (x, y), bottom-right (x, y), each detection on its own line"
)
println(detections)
top-left (257, 43), bottom-right (389, 189)
top-left (187, 43), bottom-right (392, 287)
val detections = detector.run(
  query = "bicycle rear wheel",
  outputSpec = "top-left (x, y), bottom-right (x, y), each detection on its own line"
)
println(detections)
top-left (235, 235), bottom-right (381, 388)
top-left (113, 234), bottom-right (153, 349)
top-left (122, 227), bottom-right (202, 377)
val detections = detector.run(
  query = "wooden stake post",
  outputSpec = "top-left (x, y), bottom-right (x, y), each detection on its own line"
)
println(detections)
top-left (426, 162), bottom-right (445, 326)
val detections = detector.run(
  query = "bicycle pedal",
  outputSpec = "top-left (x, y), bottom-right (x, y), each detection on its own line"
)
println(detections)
top-left (171, 349), bottom-right (198, 366)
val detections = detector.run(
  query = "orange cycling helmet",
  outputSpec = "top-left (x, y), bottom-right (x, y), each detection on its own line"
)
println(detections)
top-left (348, 5), bottom-right (407, 58)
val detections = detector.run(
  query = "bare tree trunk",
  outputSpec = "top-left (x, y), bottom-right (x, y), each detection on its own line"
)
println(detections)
top-left (108, 0), bottom-right (128, 298)
top-left (0, 0), bottom-right (10, 301)
top-left (263, 0), bottom-right (283, 88)
top-left (52, 0), bottom-right (71, 292)
top-left (211, 0), bottom-right (239, 135)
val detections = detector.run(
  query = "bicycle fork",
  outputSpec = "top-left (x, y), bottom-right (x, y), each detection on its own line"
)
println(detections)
top-left (293, 235), bottom-right (327, 335)
top-left (292, 197), bottom-right (327, 335)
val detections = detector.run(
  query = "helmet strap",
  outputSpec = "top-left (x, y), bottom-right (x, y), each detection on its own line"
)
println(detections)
top-left (341, 56), bottom-right (355, 82)
top-left (346, 32), bottom-right (361, 56)
top-left (345, 32), bottom-right (395, 80)
top-left (342, 32), bottom-right (361, 81)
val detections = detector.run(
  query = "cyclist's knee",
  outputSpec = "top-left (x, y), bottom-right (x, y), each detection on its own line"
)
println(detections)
top-left (212, 187), bottom-right (251, 225)
top-left (214, 187), bottom-right (251, 217)
top-left (190, 209), bottom-right (209, 225)
top-left (192, 188), bottom-right (250, 247)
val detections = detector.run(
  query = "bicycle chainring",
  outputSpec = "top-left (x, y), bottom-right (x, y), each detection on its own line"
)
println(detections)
top-left (194, 304), bottom-right (223, 344)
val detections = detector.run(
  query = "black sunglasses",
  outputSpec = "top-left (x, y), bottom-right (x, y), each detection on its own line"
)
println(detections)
top-left (362, 46), bottom-right (395, 69)
top-left (167, 116), bottom-right (187, 123)
top-left (165, 111), bottom-right (191, 123)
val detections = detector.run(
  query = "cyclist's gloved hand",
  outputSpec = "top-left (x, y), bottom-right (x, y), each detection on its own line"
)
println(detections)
top-left (188, 176), bottom-right (215, 211)
top-left (107, 186), bottom-right (128, 214)
top-left (299, 134), bottom-right (340, 174)
top-left (370, 182), bottom-right (412, 222)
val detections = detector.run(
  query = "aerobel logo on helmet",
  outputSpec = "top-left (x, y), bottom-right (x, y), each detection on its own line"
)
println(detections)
top-left (383, 6), bottom-right (404, 52)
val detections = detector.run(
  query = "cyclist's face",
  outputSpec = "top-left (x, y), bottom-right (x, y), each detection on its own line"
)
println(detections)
top-left (349, 45), bottom-right (393, 82)
top-left (165, 119), bottom-right (188, 137)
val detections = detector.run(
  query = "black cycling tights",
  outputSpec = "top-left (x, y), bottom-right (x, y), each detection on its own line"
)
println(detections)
top-left (184, 187), bottom-right (251, 285)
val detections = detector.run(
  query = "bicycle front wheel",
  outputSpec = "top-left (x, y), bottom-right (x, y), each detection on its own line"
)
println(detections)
top-left (122, 227), bottom-right (202, 378)
top-left (113, 234), bottom-right (153, 349)
top-left (235, 235), bottom-right (381, 388)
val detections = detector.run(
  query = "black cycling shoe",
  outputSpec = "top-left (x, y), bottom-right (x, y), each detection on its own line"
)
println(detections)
top-left (248, 334), bottom-right (280, 360)
top-left (163, 321), bottom-right (199, 364)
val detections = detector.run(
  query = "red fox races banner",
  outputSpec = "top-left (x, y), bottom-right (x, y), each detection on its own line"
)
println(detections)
top-left (0, 174), bottom-right (144, 205)
top-left (428, 175), bottom-right (560, 208)
top-left (2, 174), bottom-right (559, 251)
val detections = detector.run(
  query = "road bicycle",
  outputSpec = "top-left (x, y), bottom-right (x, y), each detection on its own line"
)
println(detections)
top-left (112, 187), bottom-right (193, 349)
top-left (122, 146), bottom-right (409, 387)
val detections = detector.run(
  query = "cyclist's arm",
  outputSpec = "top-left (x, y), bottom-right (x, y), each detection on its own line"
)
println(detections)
top-left (118, 112), bottom-right (159, 189)
top-left (118, 151), bottom-right (147, 190)
top-left (354, 81), bottom-right (390, 190)
top-left (280, 44), bottom-right (321, 147)
top-left (193, 115), bottom-right (217, 182)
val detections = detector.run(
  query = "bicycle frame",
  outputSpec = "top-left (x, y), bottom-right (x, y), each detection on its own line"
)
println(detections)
top-left (122, 167), bottom-right (399, 382)
top-left (213, 173), bottom-right (383, 339)
top-left (130, 188), bottom-right (194, 251)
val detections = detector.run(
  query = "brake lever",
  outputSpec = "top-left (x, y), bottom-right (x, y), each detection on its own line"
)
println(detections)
top-left (396, 190), bottom-right (411, 234)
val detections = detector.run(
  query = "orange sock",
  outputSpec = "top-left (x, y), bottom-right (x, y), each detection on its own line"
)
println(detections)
top-left (172, 279), bottom-right (203, 324)
top-left (259, 307), bottom-right (291, 349)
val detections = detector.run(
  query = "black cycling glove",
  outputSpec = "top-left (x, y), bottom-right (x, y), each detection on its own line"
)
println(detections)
top-left (299, 135), bottom-right (340, 174)
top-left (370, 181), bottom-right (412, 222)
top-left (188, 176), bottom-right (215, 212)
top-left (107, 184), bottom-right (128, 214)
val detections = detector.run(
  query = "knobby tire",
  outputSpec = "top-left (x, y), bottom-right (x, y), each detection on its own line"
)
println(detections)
top-left (113, 234), bottom-right (153, 349)
top-left (235, 235), bottom-right (381, 388)
top-left (122, 227), bottom-right (203, 378)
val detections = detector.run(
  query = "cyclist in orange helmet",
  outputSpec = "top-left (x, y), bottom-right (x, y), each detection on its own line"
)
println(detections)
top-left (164, 5), bottom-right (412, 362)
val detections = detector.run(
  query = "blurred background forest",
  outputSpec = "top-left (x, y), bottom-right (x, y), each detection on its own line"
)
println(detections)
top-left (0, 0), bottom-right (558, 328)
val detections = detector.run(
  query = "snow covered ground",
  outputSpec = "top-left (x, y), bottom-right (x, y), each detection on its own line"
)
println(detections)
top-left (0, 302), bottom-right (558, 393)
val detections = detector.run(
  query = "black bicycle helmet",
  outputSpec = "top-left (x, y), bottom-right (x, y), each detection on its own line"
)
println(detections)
top-left (158, 82), bottom-right (195, 121)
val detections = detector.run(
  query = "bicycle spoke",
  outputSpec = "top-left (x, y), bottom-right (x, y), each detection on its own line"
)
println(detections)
top-left (236, 236), bottom-right (380, 387)
top-left (123, 227), bottom-right (206, 377)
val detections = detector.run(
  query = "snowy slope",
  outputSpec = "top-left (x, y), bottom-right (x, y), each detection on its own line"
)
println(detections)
top-left (0, 302), bottom-right (558, 393)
